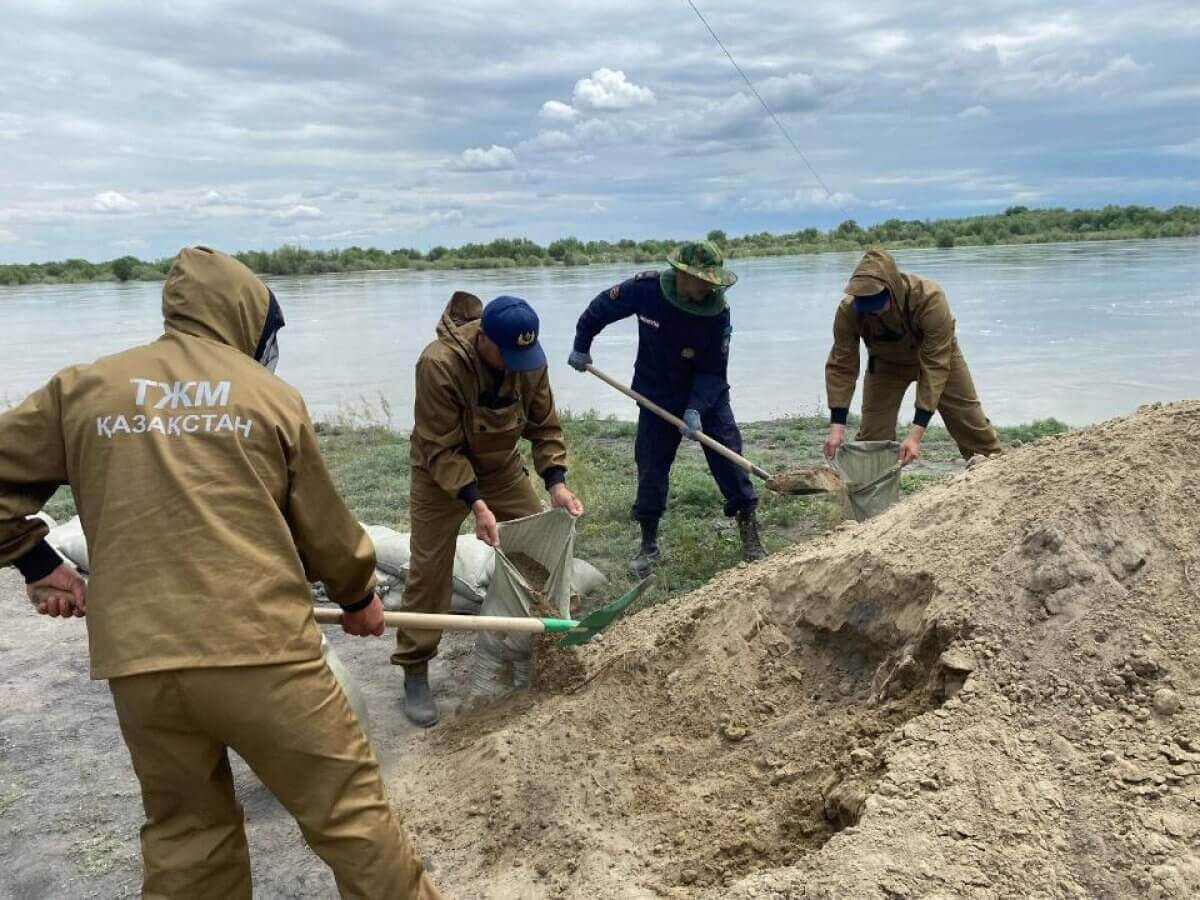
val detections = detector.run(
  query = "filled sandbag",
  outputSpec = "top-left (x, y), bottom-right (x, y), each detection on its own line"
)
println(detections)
top-left (471, 509), bottom-right (576, 697)
top-left (571, 558), bottom-right (608, 597)
top-left (47, 516), bottom-right (89, 573)
top-left (452, 534), bottom-right (496, 604)
top-left (363, 525), bottom-right (496, 608)
top-left (366, 525), bottom-right (411, 579)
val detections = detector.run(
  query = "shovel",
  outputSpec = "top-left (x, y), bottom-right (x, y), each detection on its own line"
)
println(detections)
top-left (313, 576), bottom-right (653, 648)
top-left (34, 577), bottom-right (652, 648)
top-left (583, 363), bottom-right (844, 496)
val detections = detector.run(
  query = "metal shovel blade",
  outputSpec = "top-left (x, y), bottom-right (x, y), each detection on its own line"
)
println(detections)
top-left (558, 576), bottom-right (655, 647)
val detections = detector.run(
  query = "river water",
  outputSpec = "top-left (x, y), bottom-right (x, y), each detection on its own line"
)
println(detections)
top-left (2, 238), bottom-right (1197, 427)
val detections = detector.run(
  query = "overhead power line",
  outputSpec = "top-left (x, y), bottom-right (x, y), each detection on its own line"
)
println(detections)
top-left (685, 0), bottom-right (852, 220)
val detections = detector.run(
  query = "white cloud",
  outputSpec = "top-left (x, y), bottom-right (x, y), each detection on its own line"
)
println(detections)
top-left (572, 68), bottom-right (656, 112)
top-left (539, 100), bottom-right (578, 122)
top-left (740, 188), bottom-right (858, 213)
top-left (456, 144), bottom-right (518, 171)
top-left (0, 228), bottom-right (17, 244)
top-left (573, 118), bottom-right (621, 144)
top-left (958, 105), bottom-right (992, 119)
top-left (273, 204), bottom-right (323, 222)
top-left (1076, 54), bottom-right (1144, 87)
top-left (758, 72), bottom-right (828, 113)
top-left (962, 20), bottom-right (1084, 61)
top-left (1160, 138), bottom-right (1200, 157)
top-left (92, 191), bottom-right (138, 213)
top-left (521, 129), bottom-right (575, 151)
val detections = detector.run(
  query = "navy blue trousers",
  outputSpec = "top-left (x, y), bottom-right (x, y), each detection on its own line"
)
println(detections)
top-left (631, 400), bottom-right (758, 523)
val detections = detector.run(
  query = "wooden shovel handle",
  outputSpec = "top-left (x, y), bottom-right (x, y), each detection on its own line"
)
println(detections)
top-left (584, 364), bottom-right (771, 481)
top-left (313, 606), bottom-right (549, 634)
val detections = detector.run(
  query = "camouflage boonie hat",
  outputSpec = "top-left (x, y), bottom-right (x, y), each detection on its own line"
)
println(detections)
top-left (666, 240), bottom-right (737, 288)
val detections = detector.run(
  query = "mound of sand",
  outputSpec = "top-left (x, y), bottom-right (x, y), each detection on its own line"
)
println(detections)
top-left (396, 401), bottom-right (1200, 899)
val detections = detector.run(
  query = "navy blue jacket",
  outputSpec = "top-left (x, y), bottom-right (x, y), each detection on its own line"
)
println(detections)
top-left (574, 271), bottom-right (732, 414)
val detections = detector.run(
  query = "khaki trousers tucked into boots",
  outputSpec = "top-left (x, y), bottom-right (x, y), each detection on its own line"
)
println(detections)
top-left (110, 656), bottom-right (441, 900)
top-left (857, 348), bottom-right (1003, 459)
top-left (391, 465), bottom-right (543, 669)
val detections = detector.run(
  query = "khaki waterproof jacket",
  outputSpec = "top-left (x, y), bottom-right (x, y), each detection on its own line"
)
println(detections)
top-left (0, 248), bottom-right (375, 679)
top-left (411, 292), bottom-right (567, 498)
top-left (825, 248), bottom-right (959, 414)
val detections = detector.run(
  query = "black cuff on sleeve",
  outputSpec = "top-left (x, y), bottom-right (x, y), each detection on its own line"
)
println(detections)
top-left (14, 540), bottom-right (63, 584)
top-left (830, 407), bottom-right (850, 426)
top-left (542, 466), bottom-right (567, 490)
top-left (913, 408), bottom-right (934, 428)
top-left (572, 335), bottom-right (592, 354)
top-left (340, 591), bottom-right (374, 614)
top-left (458, 482), bottom-right (482, 508)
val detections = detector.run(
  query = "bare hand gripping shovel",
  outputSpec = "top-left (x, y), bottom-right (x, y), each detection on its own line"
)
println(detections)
top-left (583, 363), bottom-right (844, 496)
top-left (312, 575), bottom-right (653, 647)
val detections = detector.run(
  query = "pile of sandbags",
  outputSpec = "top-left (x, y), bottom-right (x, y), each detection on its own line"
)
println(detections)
top-left (365, 524), bottom-right (607, 612)
top-left (45, 516), bottom-right (607, 612)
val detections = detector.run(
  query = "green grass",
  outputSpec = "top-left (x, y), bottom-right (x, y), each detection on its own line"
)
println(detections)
top-left (40, 414), bottom-right (1069, 607)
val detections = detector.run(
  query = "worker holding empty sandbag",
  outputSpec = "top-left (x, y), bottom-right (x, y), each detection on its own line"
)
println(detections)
top-left (824, 248), bottom-right (1003, 465)
top-left (394, 292), bottom-right (583, 727)
top-left (0, 247), bottom-right (439, 899)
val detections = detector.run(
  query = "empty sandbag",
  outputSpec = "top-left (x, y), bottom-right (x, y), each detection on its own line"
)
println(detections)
top-left (832, 441), bottom-right (903, 522)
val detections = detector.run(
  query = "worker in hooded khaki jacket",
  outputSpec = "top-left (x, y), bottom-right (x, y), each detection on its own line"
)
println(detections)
top-left (393, 292), bottom-right (583, 727)
top-left (823, 248), bottom-right (1003, 465)
top-left (0, 247), bottom-right (440, 900)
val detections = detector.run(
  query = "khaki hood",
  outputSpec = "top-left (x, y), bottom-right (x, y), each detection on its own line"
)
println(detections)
top-left (843, 248), bottom-right (906, 304)
top-left (435, 290), bottom-right (485, 363)
top-left (162, 246), bottom-right (273, 357)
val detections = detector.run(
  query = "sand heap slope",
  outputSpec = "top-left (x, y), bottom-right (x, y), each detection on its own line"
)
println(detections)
top-left (398, 401), bottom-right (1200, 900)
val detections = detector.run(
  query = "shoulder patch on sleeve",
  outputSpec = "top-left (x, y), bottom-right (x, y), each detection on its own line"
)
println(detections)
top-left (634, 269), bottom-right (659, 281)
top-left (608, 284), bottom-right (620, 299)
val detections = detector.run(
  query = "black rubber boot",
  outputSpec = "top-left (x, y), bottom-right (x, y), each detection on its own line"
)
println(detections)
top-left (403, 669), bottom-right (439, 728)
top-left (737, 509), bottom-right (767, 562)
top-left (631, 542), bottom-right (661, 577)
top-left (632, 519), bottom-right (662, 576)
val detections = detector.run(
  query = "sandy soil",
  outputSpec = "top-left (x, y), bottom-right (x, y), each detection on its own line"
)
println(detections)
top-left (391, 401), bottom-right (1200, 899)
top-left (5, 401), bottom-right (1200, 899)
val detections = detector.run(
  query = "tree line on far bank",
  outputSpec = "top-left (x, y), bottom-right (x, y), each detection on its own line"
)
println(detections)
top-left (2, 204), bottom-right (1198, 286)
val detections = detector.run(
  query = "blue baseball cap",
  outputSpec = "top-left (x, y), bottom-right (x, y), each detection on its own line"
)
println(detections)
top-left (480, 295), bottom-right (546, 371)
top-left (852, 288), bottom-right (890, 314)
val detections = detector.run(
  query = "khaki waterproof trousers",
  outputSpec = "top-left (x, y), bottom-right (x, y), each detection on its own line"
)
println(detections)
top-left (391, 465), bottom-right (543, 669)
top-left (110, 657), bottom-right (441, 900)
top-left (858, 348), bottom-right (1003, 458)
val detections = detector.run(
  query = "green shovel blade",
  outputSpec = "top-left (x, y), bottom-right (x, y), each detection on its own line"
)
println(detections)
top-left (557, 576), bottom-right (655, 647)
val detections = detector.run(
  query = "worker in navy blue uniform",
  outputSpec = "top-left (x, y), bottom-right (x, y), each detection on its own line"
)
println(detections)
top-left (568, 240), bottom-right (764, 574)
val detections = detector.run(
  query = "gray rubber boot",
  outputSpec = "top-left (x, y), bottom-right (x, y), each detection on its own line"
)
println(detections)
top-left (737, 510), bottom-right (767, 562)
top-left (403, 669), bottom-right (439, 728)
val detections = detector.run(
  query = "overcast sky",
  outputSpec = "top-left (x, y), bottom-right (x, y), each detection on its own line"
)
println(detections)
top-left (0, 0), bottom-right (1197, 263)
